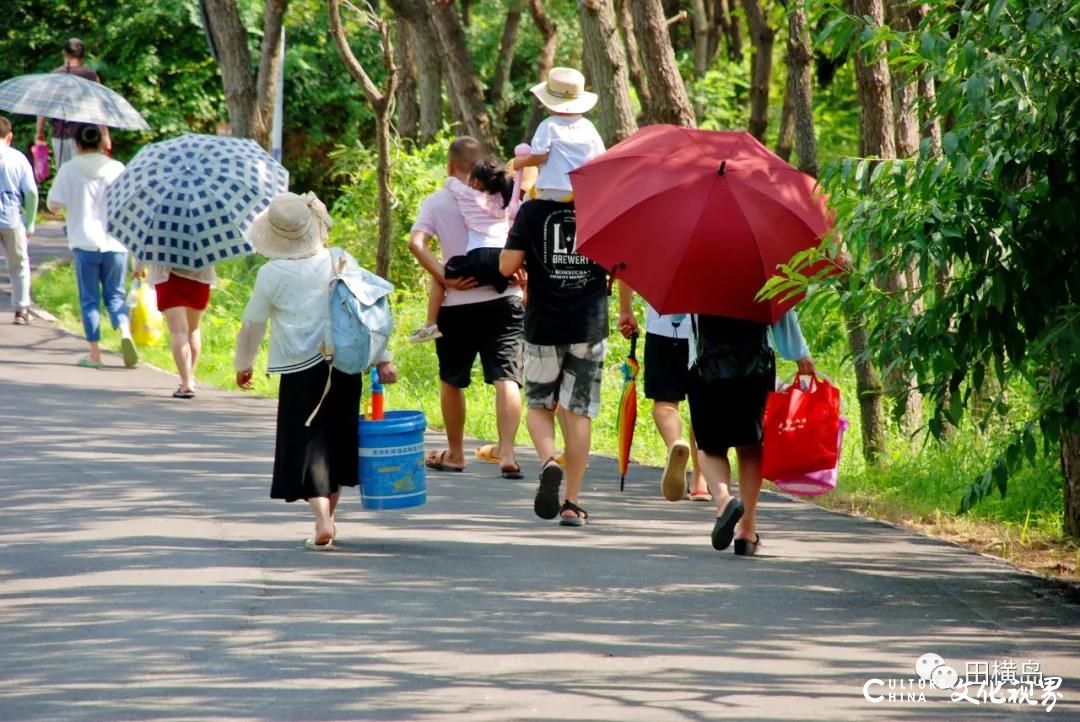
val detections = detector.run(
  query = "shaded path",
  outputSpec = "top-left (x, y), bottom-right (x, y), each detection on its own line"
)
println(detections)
top-left (1, 229), bottom-right (1078, 720)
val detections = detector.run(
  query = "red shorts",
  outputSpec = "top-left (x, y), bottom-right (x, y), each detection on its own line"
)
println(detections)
top-left (155, 273), bottom-right (211, 312)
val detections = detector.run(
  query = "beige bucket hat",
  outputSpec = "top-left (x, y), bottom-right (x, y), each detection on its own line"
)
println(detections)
top-left (530, 67), bottom-right (598, 115)
top-left (248, 191), bottom-right (333, 259)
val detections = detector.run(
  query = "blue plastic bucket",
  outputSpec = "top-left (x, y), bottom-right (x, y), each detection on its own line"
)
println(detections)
top-left (358, 410), bottom-right (427, 510)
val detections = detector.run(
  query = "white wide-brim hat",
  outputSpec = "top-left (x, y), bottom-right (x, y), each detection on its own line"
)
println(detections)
top-left (248, 191), bottom-right (333, 259)
top-left (530, 66), bottom-right (598, 115)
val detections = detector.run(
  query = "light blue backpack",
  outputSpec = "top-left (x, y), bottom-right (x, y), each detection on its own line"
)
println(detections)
top-left (326, 248), bottom-right (394, 374)
top-left (306, 248), bottom-right (394, 426)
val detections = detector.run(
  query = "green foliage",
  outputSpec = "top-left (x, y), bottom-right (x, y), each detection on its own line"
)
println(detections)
top-left (771, 1), bottom-right (1080, 520)
top-left (2, 0), bottom-right (225, 160)
top-left (328, 132), bottom-right (456, 291)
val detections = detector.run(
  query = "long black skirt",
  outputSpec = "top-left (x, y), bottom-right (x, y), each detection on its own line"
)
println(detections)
top-left (271, 362), bottom-right (363, 502)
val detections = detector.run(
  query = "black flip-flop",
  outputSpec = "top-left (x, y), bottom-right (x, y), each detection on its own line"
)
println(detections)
top-left (501, 464), bottom-right (524, 480)
top-left (533, 459), bottom-right (563, 519)
top-left (711, 498), bottom-right (745, 551)
top-left (734, 533), bottom-right (761, 557)
top-left (172, 388), bottom-right (195, 399)
top-left (425, 450), bottom-right (465, 473)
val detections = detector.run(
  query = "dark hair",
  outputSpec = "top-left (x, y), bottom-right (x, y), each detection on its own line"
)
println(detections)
top-left (470, 158), bottom-right (514, 208)
top-left (0, 116), bottom-right (11, 138)
top-left (74, 123), bottom-right (102, 150)
top-left (63, 38), bottom-right (87, 59)
top-left (449, 136), bottom-right (483, 174)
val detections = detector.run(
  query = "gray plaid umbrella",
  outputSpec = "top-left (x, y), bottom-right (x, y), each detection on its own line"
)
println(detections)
top-left (0, 72), bottom-right (149, 130)
top-left (107, 134), bottom-right (289, 270)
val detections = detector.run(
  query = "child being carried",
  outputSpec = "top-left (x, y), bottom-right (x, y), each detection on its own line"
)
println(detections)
top-left (409, 158), bottom-right (515, 343)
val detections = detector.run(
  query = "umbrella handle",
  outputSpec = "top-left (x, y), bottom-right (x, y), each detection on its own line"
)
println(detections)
top-left (605, 262), bottom-right (626, 297)
top-left (629, 332), bottom-right (638, 361)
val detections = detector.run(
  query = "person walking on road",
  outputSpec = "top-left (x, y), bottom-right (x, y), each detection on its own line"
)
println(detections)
top-left (689, 310), bottom-right (814, 556)
top-left (235, 192), bottom-right (397, 550)
top-left (139, 258), bottom-right (215, 398)
top-left (407, 136), bottom-right (525, 479)
top-left (46, 123), bottom-right (136, 369)
top-left (617, 285), bottom-right (710, 502)
top-left (500, 199), bottom-right (609, 527)
top-left (34, 38), bottom-right (112, 167)
top-left (0, 116), bottom-right (38, 325)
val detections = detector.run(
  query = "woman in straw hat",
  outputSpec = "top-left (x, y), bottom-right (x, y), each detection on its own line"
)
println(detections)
top-left (234, 192), bottom-right (397, 550)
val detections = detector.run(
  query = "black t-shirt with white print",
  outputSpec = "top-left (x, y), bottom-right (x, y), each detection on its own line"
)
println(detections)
top-left (504, 199), bottom-right (608, 346)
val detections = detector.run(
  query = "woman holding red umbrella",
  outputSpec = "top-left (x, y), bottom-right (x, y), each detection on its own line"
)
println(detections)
top-left (689, 311), bottom-right (814, 555)
top-left (570, 125), bottom-right (831, 555)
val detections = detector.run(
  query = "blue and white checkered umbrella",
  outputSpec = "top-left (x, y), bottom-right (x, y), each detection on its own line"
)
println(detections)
top-left (0, 72), bottom-right (149, 130)
top-left (107, 134), bottom-right (289, 270)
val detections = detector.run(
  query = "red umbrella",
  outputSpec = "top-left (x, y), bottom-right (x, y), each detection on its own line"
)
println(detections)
top-left (571, 126), bottom-right (832, 324)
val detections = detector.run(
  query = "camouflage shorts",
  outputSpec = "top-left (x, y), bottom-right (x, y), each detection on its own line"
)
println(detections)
top-left (523, 340), bottom-right (607, 419)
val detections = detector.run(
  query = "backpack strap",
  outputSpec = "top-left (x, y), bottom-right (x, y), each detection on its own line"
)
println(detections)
top-left (305, 249), bottom-right (346, 427)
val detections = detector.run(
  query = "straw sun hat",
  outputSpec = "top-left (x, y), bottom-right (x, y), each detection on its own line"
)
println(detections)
top-left (530, 67), bottom-right (598, 115)
top-left (248, 191), bottom-right (333, 259)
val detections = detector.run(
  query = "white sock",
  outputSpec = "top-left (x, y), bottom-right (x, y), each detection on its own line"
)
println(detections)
top-left (119, 319), bottom-right (133, 340)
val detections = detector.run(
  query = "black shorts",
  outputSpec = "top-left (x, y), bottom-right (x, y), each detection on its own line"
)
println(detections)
top-left (687, 367), bottom-right (771, 455)
top-left (435, 296), bottom-right (524, 389)
top-left (643, 332), bottom-right (692, 402)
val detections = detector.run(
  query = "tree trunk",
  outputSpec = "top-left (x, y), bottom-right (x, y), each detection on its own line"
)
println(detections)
top-left (776, 69), bottom-right (795, 161)
top-left (851, 0), bottom-right (895, 159)
top-left (630, 0), bottom-right (696, 127)
top-left (689, 0), bottom-right (711, 78)
top-left (395, 17), bottom-right (420, 141)
top-left (848, 0), bottom-right (895, 460)
top-left (490, 0), bottom-right (525, 111)
top-left (1063, 428), bottom-right (1080, 540)
top-left (525, 0), bottom-right (558, 141)
top-left (845, 303), bottom-right (888, 465)
top-left (716, 0), bottom-right (743, 61)
top-left (578, 0), bottom-right (638, 145)
top-left (413, 17), bottom-right (443, 144)
top-left (387, 0), bottom-right (442, 144)
top-left (787, 0), bottom-right (817, 177)
top-left (202, 0), bottom-right (260, 140)
top-left (428, 1), bottom-right (498, 151)
top-left (740, 0), bottom-right (774, 141)
top-left (253, 0), bottom-right (288, 149)
top-left (327, 0), bottom-right (399, 278)
top-left (615, 0), bottom-right (654, 124)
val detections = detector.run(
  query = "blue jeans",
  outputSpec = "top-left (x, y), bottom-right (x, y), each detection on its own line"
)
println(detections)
top-left (73, 249), bottom-right (128, 342)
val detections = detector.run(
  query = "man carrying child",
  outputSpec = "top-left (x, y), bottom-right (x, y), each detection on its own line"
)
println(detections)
top-left (500, 67), bottom-right (607, 526)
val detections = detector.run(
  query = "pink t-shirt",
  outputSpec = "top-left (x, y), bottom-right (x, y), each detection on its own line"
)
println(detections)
top-left (411, 180), bottom-right (522, 308)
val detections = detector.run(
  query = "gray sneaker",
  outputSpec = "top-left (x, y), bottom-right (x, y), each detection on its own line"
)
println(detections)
top-left (13, 310), bottom-right (30, 325)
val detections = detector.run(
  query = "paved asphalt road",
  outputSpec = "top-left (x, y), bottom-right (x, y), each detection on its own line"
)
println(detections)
top-left (1, 227), bottom-right (1079, 721)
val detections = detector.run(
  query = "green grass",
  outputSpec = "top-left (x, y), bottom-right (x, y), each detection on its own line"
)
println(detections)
top-left (32, 257), bottom-right (1067, 545)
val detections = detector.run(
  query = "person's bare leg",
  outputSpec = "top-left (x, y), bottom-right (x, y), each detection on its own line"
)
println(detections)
top-left (424, 277), bottom-right (443, 328)
top-left (688, 427), bottom-right (709, 496)
top-left (87, 340), bottom-right (102, 364)
top-left (433, 382), bottom-right (467, 468)
top-left (698, 450), bottom-right (734, 513)
top-left (557, 406), bottom-right (590, 516)
top-left (652, 401), bottom-right (683, 447)
top-left (307, 496), bottom-right (334, 545)
top-left (493, 379), bottom-right (521, 469)
top-left (734, 444), bottom-right (763, 540)
top-left (164, 307), bottom-right (193, 391)
top-left (185, 307), bottom-right (204, 386)
top-left (328, 490), bottom-right (341, 538)
top-left (526, 406), bottom-right (558, 463)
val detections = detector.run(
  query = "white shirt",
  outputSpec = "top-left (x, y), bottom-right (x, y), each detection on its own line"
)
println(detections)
top-left (645, 303), bottom-right (689, 339)
top-left (46, 153), bottom-right (126, 253)
top-left (531, 115), bottom-right (605, 192)
top-left (240, 249), bottom-right (337, 374)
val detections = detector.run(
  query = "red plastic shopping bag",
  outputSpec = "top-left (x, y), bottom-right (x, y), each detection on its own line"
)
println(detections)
top-left (31, 143), bottom-right (49, 183)
top-left (761, 374), bottom-right (842, 481)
